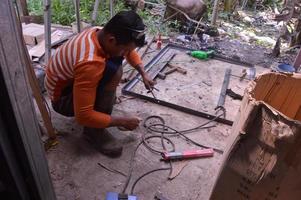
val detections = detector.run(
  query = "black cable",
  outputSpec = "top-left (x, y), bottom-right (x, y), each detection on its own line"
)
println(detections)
top-left (122, 109), bottom-right (225, 195)
top-left (130, 167), bottom-right (171, 195)
top-left (121, 141), bottom-right (143, 194)
top-left (147, 123), bottom-right (223, 154)
top-left (143, 111), bottom-right (225, 153)
top-left (144, 111), bottom-right (225, 135)
top-left (142, 135), bottom-right (175, 154)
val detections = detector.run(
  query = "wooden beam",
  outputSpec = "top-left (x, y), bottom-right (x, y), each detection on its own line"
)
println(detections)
top-left (0, 1), bottom-right (56, 199)
top-left (20, 0), bottom-right (29, 16)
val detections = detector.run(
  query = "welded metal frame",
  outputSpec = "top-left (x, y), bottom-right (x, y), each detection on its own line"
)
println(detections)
top-left (122, 43), bottom-right (254, 126)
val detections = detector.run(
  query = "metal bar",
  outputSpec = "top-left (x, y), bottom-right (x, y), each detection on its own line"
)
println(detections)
top-left (122, 89), bottom-right (233, 125)
top-left (211, 0), bottom-right (219, 26)
top-left (43, 0), bottom-right (51, 63)
top-left (74, 0), bottom-right (81, 33)
top-left (217, 68), bottom-right (231, 108)
top-left (214, 54), bottom-right (253, 67)
top-left (109, 0), bottom-right (114, 18)
top-left (122, 44), bottom-right (254, 126)
top-left (92, 0), bottom-right (100, 25)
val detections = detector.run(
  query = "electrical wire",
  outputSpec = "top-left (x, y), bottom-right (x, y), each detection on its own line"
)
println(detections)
top-left (130, 167), bottom-right (171, 194)
top-left (121, 109), bottom-right (226, 195)
top-left (121, 141), bottom-right (144, 194)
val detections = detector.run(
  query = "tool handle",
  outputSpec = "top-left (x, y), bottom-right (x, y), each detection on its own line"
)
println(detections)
top-left (176, 67), bottom-right (187, 74)
top-left (165, 67), bottom-right (177, 75)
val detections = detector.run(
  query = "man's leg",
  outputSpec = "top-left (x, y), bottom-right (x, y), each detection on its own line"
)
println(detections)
top-left (52, 84), bottom-right (74, 117)
top-left (83, 58), bottom-right (124, 157)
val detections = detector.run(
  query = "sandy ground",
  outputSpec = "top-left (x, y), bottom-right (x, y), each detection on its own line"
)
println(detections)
top-left (41, 39), bottom-right (271, 200)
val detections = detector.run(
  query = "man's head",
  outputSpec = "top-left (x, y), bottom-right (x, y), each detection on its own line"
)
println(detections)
top-left (101, 10), bottom-right (146, 57)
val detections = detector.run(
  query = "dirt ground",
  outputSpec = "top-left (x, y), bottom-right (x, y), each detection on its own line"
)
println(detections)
top-left (43, 11), bottom-right (299, 200)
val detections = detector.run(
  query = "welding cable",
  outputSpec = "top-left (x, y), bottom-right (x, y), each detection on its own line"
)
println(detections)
top-left (143, 113), bottom-right (225, 154)
top-left (130, 167), bottom-right (171, 195)
top-left (121, 140), bottom-right (143, 194)
top-left (122, 110), bottom-right (225, 194)
top-left (143, 110), bottom-right (225, 135)
top-left (147, 123), bottom-right (223, 154)
top-left (122, 123), bottom-right (174, 194)
top-left (121, 136), bottom-right (173, 194)
top-left (142, 135), bottom-right (175, 154)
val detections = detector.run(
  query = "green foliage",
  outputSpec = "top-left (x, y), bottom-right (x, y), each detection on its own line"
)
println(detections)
top-left (27, 0), bottom-right (178, 36)
top-left (52, 0), bottom-right (75, 25)
top-left (27, 0), bottom-right (127, 25)
top-left (27, 0), bottom-right (43, 16)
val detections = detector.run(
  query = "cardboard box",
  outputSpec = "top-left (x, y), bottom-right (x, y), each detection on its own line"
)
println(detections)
top-left (210, 72), bottom-right (301, 200)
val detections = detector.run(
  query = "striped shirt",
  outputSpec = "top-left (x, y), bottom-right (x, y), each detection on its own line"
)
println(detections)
top-left (45, 27), bottom-right (142, 128)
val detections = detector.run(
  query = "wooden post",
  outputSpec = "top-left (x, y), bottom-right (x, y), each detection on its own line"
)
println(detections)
top-left (43, 0), bottom-right (51, 63)
top-left (0, 0), bottom-right (56, 199)
top-left (16, 0), bottom-right (29, 16)
top-left (211, 0), bottom-right (219, 26)
top-left (74, 0), bottom-right (81, 33)
top-left (20, 0), bottom-right (29, 16)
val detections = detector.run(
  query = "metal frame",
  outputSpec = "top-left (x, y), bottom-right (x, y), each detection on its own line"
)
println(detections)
top-left (122, 44), bottom-right (254, 126)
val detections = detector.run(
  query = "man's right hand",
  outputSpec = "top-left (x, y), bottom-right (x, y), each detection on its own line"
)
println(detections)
top-left (110, 116), bottom-right (140, 131)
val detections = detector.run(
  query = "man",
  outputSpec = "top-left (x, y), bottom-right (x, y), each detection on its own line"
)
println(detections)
top-left (45, 11), bottom-right (155, 157)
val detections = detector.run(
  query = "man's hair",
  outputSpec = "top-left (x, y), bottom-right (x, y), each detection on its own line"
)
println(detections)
top-left (103, 10), bottom-right (146, 47)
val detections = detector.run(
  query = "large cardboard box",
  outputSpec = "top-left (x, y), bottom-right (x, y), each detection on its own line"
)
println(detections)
top-left (210, 72), bottom-right (301, 200)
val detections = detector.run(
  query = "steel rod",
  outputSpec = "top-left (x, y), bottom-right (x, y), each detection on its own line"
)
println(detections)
top-left (92, 0), bottom-right (100, 25)
top-left (74, 0), bottom-right (81, 33)
top-left (43, 0), bottom-right (51, 63)
top-left (110, 0), bottom-right (114, 18)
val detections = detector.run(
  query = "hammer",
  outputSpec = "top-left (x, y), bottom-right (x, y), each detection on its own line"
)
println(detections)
top-left (164, 63), bottom-right (187, 75)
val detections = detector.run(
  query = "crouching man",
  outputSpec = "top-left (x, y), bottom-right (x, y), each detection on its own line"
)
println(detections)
top-left (45, 11), bottom-right (155, 157)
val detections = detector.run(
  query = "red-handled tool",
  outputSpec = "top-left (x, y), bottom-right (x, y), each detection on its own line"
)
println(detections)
top-left (161, 149), bottom-right (214, 161)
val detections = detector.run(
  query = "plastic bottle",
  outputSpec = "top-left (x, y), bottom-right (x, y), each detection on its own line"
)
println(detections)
top-left (187, 50), bottom-right (214, 60)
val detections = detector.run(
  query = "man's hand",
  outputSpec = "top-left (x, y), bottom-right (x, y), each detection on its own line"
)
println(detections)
top-left (142, 73), bottom-right (156, 90)
top-left (121, 117), bottom-right (140, 130)
top-left (110, 116), bottom-right (140, 131)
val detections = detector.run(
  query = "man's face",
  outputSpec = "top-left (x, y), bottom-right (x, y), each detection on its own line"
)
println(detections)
top-left (106, 35), bottom-right (136, 57)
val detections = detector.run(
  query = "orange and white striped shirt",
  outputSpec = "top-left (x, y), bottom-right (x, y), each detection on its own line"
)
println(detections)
top-left (45, 27), bottom-right (142, 128)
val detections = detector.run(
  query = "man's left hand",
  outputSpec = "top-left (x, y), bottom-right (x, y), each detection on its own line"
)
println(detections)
top-left (142, 73), bottom-right (156, 90)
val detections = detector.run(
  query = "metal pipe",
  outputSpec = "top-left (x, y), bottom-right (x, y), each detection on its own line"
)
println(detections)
top-left (92, 0), bottom-right (100, 25)
top-left (43, 0), bottom-right (51, 63)
top-left (110, 0), bottom-right (114, 18)
top-left (211, 0), bottom-right (219, 26)
top-left (74, 0), bottom-right (81, 33)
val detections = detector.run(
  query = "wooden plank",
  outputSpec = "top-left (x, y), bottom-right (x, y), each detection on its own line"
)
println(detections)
top-left (29, 30), bottom-right (64, 59)
top-left (22, 23), bottom-right (55, 45)
top-left (0, 1), bottom-right (56, 199)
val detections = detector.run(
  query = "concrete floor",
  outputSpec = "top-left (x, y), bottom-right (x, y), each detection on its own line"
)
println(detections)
top-left (44, 43), bottom-right (268, 200)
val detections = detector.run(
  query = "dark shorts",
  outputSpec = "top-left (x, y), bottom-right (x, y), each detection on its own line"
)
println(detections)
top-left (52, 57), bottom-right (123, 117)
